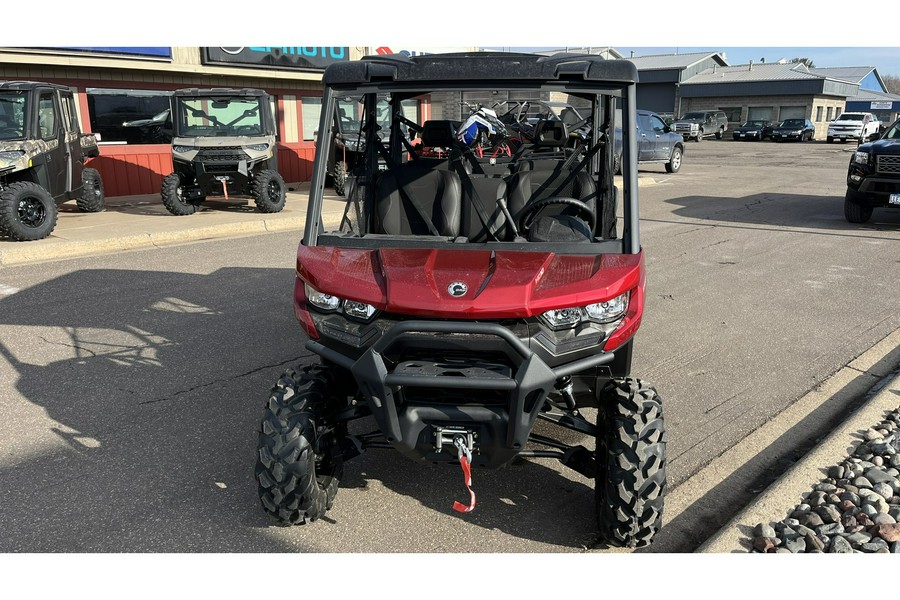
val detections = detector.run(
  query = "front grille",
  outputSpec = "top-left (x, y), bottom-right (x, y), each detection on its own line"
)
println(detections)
top-left (876, 155), bottom-right (900, 175)
top-left (206, 163), bottom-right (238, 173)
top-left (196, 147), bottom-right (250, 162)
top-left (674, 124), bottom-right (694, 133)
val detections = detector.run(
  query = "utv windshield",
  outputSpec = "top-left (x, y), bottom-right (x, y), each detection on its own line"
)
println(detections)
top-left (174, 96), bottom-right (266, 137)
top-left (0, 92), bottom-right (27, 141)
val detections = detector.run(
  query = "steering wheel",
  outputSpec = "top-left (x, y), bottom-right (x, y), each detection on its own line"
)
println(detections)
top-left (518, 196), bottom-right (596, 234)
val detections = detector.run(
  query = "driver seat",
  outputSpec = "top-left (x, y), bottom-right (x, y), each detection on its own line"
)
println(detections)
top-left (506, 121), bottom-right (597, 239)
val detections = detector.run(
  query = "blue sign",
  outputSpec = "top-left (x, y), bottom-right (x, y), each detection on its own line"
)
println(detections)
top-left (31, 47), bottom-right (172, 58)
top-left (203, 47), bottom-right (349, 70)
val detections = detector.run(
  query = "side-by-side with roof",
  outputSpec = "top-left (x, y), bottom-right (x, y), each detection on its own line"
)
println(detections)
top-left (253, 52), bottom-right (667, 549)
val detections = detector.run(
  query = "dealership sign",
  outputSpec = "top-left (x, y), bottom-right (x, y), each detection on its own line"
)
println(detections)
top-left (202, 47), bottom-right (349, 70)
top-left (871, 101), bottom-right (893, 110)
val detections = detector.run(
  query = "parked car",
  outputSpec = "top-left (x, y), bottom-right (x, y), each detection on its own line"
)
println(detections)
top-left (843, 116), bottom-right (900, 223)
top-left (672, 110), bottom-right (728, 141)
top-left (771, 118), bottom-right (816, 142)
top-left (614, 109), bottom-right (685, 174)
top-left (827, 112), bottom-right (881, 144)
top-left (732, 120), bottom-right (773, 141)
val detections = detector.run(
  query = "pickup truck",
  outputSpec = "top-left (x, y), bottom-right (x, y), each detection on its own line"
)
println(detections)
top-left (672, 110), bottom-right (728, 142)
top-left (614, 109), bottom-right (685, 174)
top-left (843, 115), bottom-right (900, 223)
top-left (827, 112), bottom-right (881, 144)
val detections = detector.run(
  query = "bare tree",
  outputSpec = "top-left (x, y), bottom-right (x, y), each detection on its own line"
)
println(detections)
top-left (790, 57), bottom-right (816, 68)
top-left (882, 74), bottom-right (900, 95)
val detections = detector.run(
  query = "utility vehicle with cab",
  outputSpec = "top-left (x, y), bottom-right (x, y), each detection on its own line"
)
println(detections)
top-left (0, 81), bottom-right (103, 241)
top-left (161, 88), bottom-right (285, 216)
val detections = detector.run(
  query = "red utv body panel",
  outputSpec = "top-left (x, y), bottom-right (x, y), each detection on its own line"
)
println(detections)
top-left (294, 245), bottom-right (645, 351)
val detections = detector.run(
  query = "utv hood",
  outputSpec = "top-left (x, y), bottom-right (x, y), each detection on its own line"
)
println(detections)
top-left (296, 246), bottom-right (643, 319)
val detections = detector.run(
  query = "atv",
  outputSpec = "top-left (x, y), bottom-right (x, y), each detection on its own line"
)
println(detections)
top-left (0, 81), bottom-right (104, 241)
top-left (161, 88), bottom-right (286, 216)
top-left (255, 52), bottom-right (667, 548)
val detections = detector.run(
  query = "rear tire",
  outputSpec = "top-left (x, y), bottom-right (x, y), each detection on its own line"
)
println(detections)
top-left (161, 173), bottom-right (201, 216)
top-left (0, 182), bottom-right (58, 241)
top-left (76, 168), bottom-right (105, 213)
top-left (251, 169), bottom-right (287, 213)
top-left (715, 128), bottom-right (723, 139)
top-left (595, 378), bottom-right (666, 548)
top-left (256, 365), bottom-right (343, 525)
top-left (665, 147), bottom-right (682, 174)
top-left (844, 190), bottom-right (873, 224)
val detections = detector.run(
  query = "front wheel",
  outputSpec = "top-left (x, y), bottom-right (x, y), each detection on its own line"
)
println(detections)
top-left (77, 168), bottom-right (105, 213)
top-left (251, 169), bottom-right (287, 213)
top-left (595, 378), bottom-right (667, 548)
top-left (665, 147), bottom-right (682, 174)
top-left (0, 182), bottom-right (58, 241)
top-left (161, 173), bottom-right (202, 216)
top-left (256, 365), bottom-right (343, 525)
top-left (715, 128), bottom-right (723, 139)
top-left (333, 161), bottom-right (348, 197)
top-left (844, 190), bottom-right (873, 224)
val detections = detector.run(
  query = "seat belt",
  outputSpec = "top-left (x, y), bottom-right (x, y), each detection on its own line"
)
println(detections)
top-left (449, 156), bottom-right (501, 242)
top-left (374, 141), bottom-right (442, 237)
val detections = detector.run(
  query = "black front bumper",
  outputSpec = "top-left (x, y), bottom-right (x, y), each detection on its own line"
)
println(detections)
top-left (307, 320), bottom-right (615, 468)
top-left (847, 174), bottom-right (900, 207)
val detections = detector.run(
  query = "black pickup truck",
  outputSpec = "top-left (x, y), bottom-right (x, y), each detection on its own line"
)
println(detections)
top-left (844, 116), bottom-right (900, 223)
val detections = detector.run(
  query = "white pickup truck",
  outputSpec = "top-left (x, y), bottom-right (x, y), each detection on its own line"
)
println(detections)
top-left (827, 112), bottom-right (881, 144)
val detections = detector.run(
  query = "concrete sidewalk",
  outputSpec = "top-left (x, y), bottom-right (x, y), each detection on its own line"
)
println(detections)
top-left (0, 182), bottom-right (345, 267)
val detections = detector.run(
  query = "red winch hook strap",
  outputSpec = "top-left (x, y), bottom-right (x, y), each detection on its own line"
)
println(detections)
top-left (452, 439), bottom-right (476, 513)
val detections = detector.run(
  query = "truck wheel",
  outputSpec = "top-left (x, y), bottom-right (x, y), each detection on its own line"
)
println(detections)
top-left (333, 161), bottom-right (348, 197)
top-left (827, 136), bottom-right (833, 143)
top-left (665, 147), bottom-right (682, 173)
top-left (844, 190), bottom-right (873, 224)
top-left (76, 168), bottom-right (105, 213)
top-left (0, 182), bottom-right (59, 241)
top-left (595, 378), bottom-right (666, 548)
top-left (161, 173), bottom-right (201, 216)
top-left (251, 169), bottom-right (287, 213)
top-left (256, 365), bottom-right (344, 525)
top-left (695, 129), bottom-right (703, 142)
top-left (715, 128), bottom-right (723, 139)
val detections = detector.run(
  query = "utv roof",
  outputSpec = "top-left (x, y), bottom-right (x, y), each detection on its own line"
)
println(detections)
top-left (0, 80), bottom-right (72, 92)
top-left (173, 88), bottom-right (269, 97)
top-left (322, 52), bottom-right (639, 87)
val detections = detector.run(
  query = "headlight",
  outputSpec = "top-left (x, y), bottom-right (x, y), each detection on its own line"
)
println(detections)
top-left (305, 283), bottom-right (377, 321)
top-left (792, 130), bottom-right (802, 135)
top-left (540, 292), bottom-right (629, 330)
top-left (245, 143), bottom-right (269, 152)
top-left (853, 151), bottom-right (869, 165)
top-left (0, 150), bottom-right (25, 161)
top-left (173, 145), bottom-right (194, 153)
top-left (305, 283), bottom-right (341, 312)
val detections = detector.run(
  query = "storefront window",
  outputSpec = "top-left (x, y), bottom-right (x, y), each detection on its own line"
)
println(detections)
top-left (87, 88), bottom-right (172, 144)
top-left (827, 107), bottom-right (833, 121)
top-left (815, 106), bottom-right (823, 122)
top-left (301, 96), bottom-right (322, 141)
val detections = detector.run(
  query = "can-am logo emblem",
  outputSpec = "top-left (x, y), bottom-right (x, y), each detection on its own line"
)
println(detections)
top-left (448, 282), bottom-right (468, 297)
